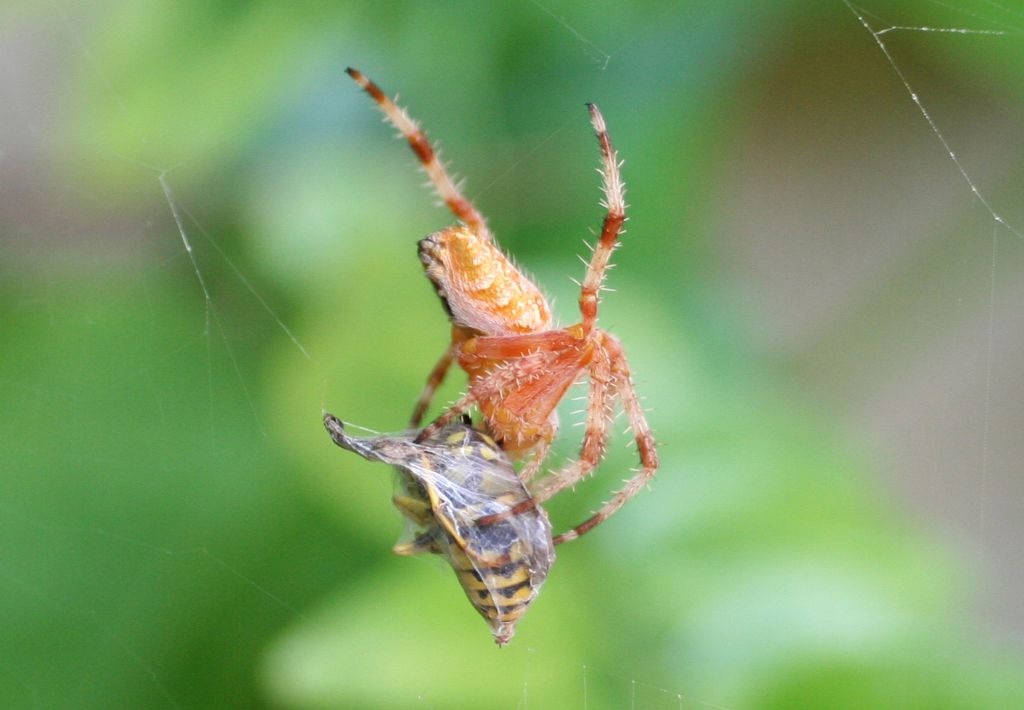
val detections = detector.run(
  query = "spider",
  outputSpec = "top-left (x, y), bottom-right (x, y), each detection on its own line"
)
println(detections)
top-left (324, 414), bottom-right (554, 645)
top-left (346, 68), bottom-right (658, 544)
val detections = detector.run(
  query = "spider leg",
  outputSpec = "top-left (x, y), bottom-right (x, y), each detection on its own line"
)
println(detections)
top-left (409, 343), bottom-right (457, 427)
top-left (414, 390), bottom-right (478, 443)
top-left (413, 354), bottom-right (533, 444)
top-left (420, 338), bottom-right (566, 450)
top-left (462, 330), bottom-right (580, 359)
top-left (346, 68), bottom-right (491, 239)
top-left (481, 345), bottom-right (611, 525)
top-left (579, 103), bottom-right (626, 334)
top-left (517, 433), bottom-right (553, 483)
top-left (529, 345), bottom-right (614, 504)
top-left (553, 336), bottom-right (657, 545)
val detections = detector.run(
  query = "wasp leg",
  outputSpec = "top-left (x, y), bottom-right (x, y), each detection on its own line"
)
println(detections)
top-left (392, 535), bottom-right (441, 556)
top-left (392, 494), bottom-right (434, 526)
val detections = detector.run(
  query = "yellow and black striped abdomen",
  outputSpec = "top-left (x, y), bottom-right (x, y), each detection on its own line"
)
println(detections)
top-left (420, 430), bottom-right (554, 645)
top-left (443, 488), bottom-right (547, 644)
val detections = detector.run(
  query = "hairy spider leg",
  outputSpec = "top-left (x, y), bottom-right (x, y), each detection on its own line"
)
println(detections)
top-left (346, 68), bottom-right (491, 239)
top-left (579, 103), bottom-right (625, 334)
top-left (475, 335), bottom-right (611, 522)
top-left (528, 338), bottom-right (614, 501)
top-left (518, 433), bottom-right (553, 483)
top-left (474, 340), bottom-right (613, 529)
top-left (552, 336), bottom-right (658, 544)
top-left (479, 332), bottom-right (655, 543)
top-left (409, 341), bottom-right (457, 427)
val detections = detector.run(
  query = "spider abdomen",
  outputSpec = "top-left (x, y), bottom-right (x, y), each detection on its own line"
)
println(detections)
top-left (419, 226), bottom-right (551, 335)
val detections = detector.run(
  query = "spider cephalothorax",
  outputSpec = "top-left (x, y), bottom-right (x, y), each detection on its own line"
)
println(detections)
top-left (347, 68), bottom-right (658, 543)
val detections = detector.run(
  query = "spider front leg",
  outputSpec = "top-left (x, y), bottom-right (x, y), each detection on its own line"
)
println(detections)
top-left (409, 343), bottom-right (457, 427)
top-left (413, 390), bottom-right (478, 444)
top-left (553, 336), bottom-right (657, 544)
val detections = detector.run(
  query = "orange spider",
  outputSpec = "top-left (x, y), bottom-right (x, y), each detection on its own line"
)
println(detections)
top-left (346, 68), bottom-right (658, 543)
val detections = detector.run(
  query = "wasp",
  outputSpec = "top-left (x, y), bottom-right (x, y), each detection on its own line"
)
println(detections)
top-left (324, 414), bottom-right (554, 645)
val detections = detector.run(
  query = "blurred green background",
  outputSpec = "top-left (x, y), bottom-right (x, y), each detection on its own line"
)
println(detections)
top-left (3, 0), bottom-right (1024, 707)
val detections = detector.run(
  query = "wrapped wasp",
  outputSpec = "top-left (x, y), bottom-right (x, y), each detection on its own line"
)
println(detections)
top-left (324, 414), bottom-right (555, 645)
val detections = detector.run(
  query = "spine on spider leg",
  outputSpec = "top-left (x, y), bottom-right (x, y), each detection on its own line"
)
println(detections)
top-left (344, 67), bottom-right (489, 238)
top-left (579, 103), bottom-right (626, 330)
